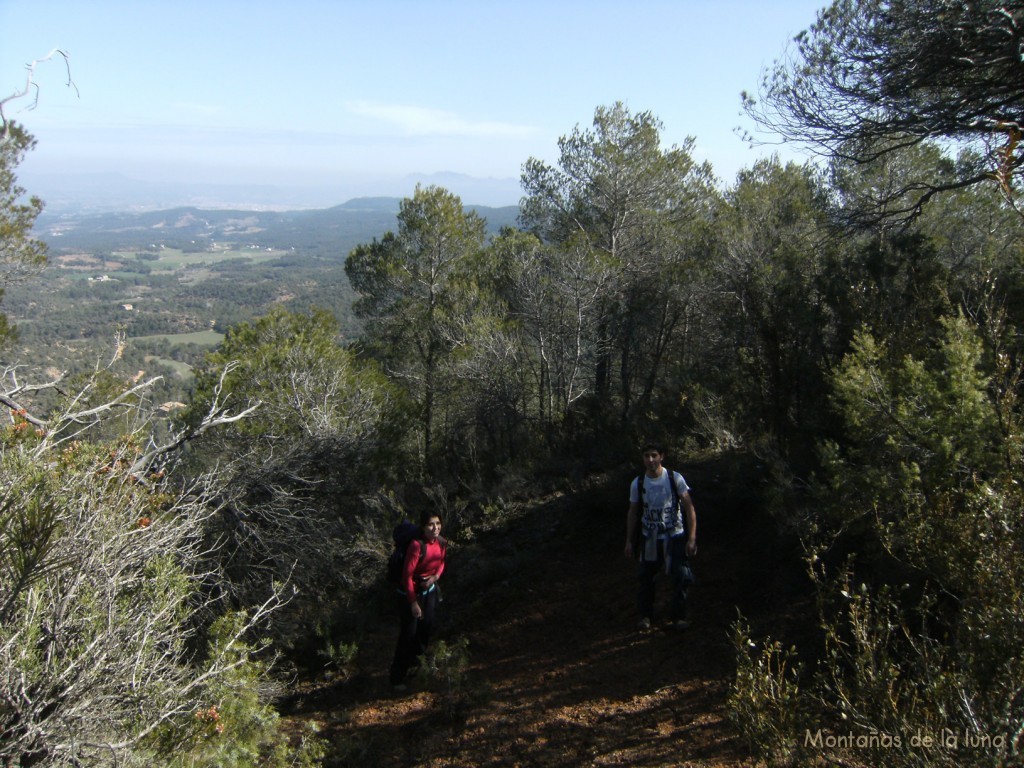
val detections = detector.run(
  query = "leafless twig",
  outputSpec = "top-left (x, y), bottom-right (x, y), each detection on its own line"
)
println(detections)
top-left (0, 48), bottom-right (78, 143)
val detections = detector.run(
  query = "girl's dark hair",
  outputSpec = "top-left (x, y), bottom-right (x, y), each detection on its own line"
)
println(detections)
top-left (419, 510), bottom-right (442, 527)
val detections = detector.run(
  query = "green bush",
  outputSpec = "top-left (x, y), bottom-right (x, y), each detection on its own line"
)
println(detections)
top-left (146, 613), bottom-right (326, 768)
top-left (729, 618), bottom-right (806, 766)
top-left (729, 313), bottom-right (1024, 767)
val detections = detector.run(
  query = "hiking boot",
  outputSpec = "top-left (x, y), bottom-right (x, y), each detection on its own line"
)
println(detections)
top-left (637, 617), bottom-right (652, 631)
top-left (669, 619), bottom-right (690, 631)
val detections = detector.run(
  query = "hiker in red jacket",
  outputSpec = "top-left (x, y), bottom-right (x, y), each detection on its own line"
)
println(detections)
top-left (390, 512), bottom-right (446, 689)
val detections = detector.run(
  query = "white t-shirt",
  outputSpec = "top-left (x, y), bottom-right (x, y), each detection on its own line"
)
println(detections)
top-left (630, 469), bottom-right (689, 537)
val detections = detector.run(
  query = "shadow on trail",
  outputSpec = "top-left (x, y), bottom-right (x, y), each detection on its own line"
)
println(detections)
top-left (284, 458), bottom-right (805, 767)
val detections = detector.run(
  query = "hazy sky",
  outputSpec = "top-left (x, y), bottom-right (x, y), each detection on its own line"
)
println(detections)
top-left (1, 0), bottom-right (826, 205)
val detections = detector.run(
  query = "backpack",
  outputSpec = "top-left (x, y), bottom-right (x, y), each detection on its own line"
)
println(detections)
top-left (386, 520), bottom-right (446, 589)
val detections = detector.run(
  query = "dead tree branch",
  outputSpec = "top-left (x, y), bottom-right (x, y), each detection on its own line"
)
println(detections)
top-left (0, 48), bottom-right (78, 143)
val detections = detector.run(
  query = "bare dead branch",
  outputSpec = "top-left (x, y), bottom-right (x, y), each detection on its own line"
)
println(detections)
top-left (128, 362), bottom-right (261, 478)
top-left (0, 48), bottom-right (78, 143)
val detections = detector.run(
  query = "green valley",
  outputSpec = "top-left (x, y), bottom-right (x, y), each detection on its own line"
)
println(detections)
top-left (5, 198), bottom-right (519, 402)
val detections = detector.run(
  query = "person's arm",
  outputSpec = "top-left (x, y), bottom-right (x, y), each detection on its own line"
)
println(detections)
top-left (681, 491), bottom-right (697, 556)
top-left (419, 540), bottom-right (444, 587)
top-left (625, 500), bottom-right (641, 558)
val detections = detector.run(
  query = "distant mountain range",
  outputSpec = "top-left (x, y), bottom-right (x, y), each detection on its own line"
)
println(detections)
top-left (21, 170), bottom-right (524, 214)
top-left (35, 196), bottom-right (521, 257)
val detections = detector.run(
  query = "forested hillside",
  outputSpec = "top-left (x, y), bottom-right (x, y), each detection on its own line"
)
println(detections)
top-left (2, 2), bottom-right (1024, 766)
top-left (1, 197), bottom-right (518, 407)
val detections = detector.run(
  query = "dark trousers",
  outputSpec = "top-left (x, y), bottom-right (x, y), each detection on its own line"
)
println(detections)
top-left (390, 587), bottom-right (439, 685)
top-left (637, 534), bottom-right (692, 622)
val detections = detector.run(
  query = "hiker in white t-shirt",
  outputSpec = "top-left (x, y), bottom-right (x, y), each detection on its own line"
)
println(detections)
top-left (624, 443), bottom-right (698, 630)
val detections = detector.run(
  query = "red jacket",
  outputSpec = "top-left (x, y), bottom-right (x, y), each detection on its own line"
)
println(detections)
top-left (401, 537), bottom-right (446, 603)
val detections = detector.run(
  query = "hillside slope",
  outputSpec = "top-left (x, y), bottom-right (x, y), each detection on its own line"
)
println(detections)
top-left (282, 459), bottom-right (803, 767)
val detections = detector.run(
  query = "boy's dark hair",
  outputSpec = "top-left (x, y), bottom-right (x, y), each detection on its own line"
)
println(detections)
top-left (641, 441), bottom-right (666, 456)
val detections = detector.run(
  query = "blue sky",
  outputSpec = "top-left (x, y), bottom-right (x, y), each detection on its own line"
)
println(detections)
top-left (1, 0), bottom-right (826, 206)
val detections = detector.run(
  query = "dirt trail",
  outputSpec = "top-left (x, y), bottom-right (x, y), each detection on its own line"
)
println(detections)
top-left (283, 461), bottom-right (793, 767)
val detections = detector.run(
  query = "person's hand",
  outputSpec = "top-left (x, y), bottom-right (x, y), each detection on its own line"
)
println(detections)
top-left (686, 539), bottom-right (697, 557)
top-left (411, 602), bottom-right (423, 620)
top-left (624, 542), bottom-right (633, 559)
